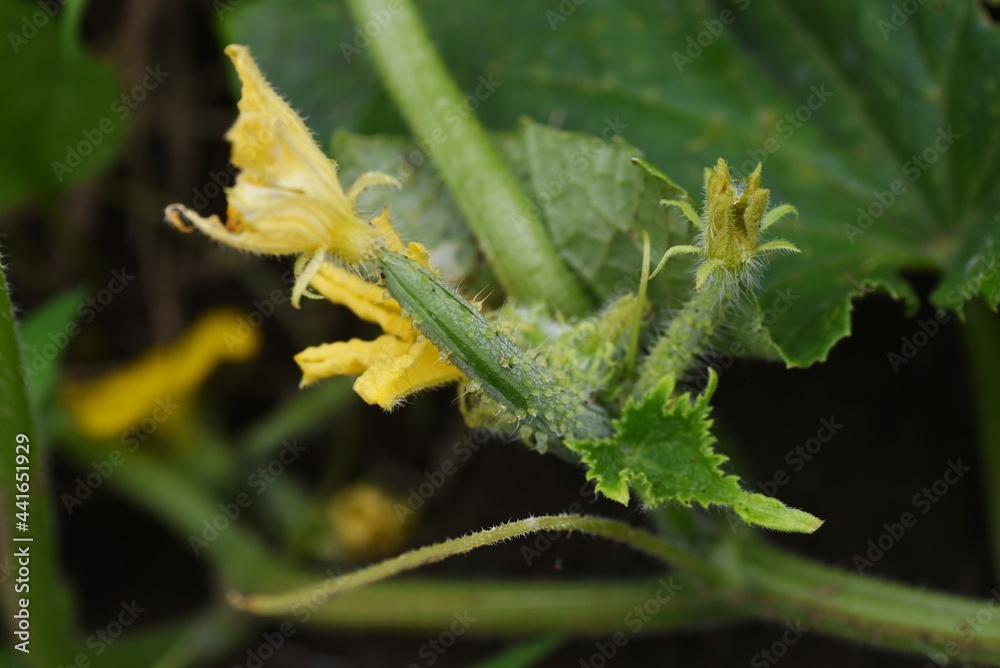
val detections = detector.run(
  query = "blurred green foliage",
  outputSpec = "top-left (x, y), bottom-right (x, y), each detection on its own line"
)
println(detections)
top-left (0, 1), bottom-right (123, 209)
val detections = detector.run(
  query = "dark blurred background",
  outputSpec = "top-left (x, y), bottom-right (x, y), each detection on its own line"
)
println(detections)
top-left (1, 1), bottom-right (997, 666)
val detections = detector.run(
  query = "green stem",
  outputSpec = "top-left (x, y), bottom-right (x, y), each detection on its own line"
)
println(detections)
top-left (282, 577), bottom-right (739, 634)
top-left (731, 539), bottom-right (1000, 665)
top-left (636, 287), bottom-right (729, 396)
top-left (347, 0), bottom-right (591, 315)
top-left (0, 259), bottom-right (77, 664)
top-left (960, 300), bottom-right (1000, 580)
top-left (232, 514), bottom-right (703, 615)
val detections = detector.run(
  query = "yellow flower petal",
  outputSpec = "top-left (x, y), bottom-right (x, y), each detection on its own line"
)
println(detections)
top-left (297, 263), bottom-right (464, 408)
top-left (63, 309), bottom-right (261, 439)
top-left (297, 236), bottom-right (463, 407)
top-left (164, 45), bottom-right (400, 282)
top-left (372, 207), bottom-right (404, 253)
top-left (310, 264), bottom-right (413, 339)
top-left (225, 44), bottom-right (384, 262)
top-left (369, 208), bottom-right (432, 270)
top-left (294, 335), bottom-right (409, 387)
top-left (403, 241), bottom-right (431, 269)
top-left (353, 338), bottom-right (464, 411)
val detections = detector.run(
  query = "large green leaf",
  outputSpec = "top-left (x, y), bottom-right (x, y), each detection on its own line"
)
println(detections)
top-left (567, 371), bottom-right (822, 533)
top-left (225, 0), bottom-right (1000, 365)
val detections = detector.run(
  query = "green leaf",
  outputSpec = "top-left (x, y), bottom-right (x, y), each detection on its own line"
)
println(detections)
top-left (931, 213), bottom-right (1000, 315)
top-left (226, 0), bottom-right (1000, 365)
top-left (567, 371), bottom-right (822, 533)
top-left (0, 3), bottom-right (123, 208)
top-left (502, 120), bottom-right (693, 305)
top-left (19, 287), bottom-right (86, 409)
top-left (336, 120), bottom-right (696, 305)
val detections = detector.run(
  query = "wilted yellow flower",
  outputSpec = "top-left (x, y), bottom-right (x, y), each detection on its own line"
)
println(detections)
top-left (164, 44), bottom-right (399, 307)
top-left (294, 261), bottom-right (463, 411)
top-left (165, 44), bottom-right (460, 411)
top-left (63, 309), bottom-right (260, 441)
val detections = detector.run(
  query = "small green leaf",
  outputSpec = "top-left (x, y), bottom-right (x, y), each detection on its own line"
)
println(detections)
top-left (19, 287), bottom-right (86, 409)
top-left (568, 371), bottom-right (822, 534)
top-left (732, 493), bottom-right (824, 535)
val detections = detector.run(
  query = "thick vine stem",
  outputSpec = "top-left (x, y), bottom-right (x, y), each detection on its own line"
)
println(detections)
top-left (730, 538), bottom-right (1000, 665)
top-left (346, 0), bottom-right (591, 315)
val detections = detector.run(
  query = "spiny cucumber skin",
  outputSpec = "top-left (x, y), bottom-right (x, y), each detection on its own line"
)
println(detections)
top-left (378, 250), bottom-right (612, 442)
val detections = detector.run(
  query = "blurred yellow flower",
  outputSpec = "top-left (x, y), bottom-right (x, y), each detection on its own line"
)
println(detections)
top-left (294, 261), bottom-right (463, 411)
top-left (164, 44), bottom-right (399, 307)
top-left (63, 309), bottom-right (260, 441)
top-left (327, 482), bottom-right (410, 561)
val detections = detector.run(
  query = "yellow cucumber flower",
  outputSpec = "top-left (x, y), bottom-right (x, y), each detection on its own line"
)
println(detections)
top-left (164, 44), bottom-right (399, 307)
top-left (63, 309), bottom-right (260, 441)
top-left (294, 259), bottom-right (463, 411)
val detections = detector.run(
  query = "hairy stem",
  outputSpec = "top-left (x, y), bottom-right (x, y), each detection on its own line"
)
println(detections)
top-left (637, 287), bottom-right (729, 396)
top-left (231, 514), bottom-right (703, 616)
top-left (0, 261), bottom-right (77, 664)
top-left (346, 0), bottom-right (591, 315)
top-left (960, 300), bottom-right (1000, 580)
